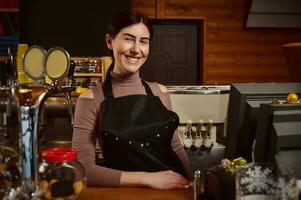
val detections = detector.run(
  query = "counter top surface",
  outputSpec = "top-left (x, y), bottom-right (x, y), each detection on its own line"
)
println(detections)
top-left (79, 186), bottom-right (193, 200)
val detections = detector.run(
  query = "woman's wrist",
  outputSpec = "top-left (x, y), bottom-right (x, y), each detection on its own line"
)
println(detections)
top-left (120, 171), bottom-right (149, 187)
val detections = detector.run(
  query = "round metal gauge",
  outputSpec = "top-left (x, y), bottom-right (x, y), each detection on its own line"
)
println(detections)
top-left (22, 45), bottom-right (47, 80)
top-left (44, 47), bottom-right (70, 80)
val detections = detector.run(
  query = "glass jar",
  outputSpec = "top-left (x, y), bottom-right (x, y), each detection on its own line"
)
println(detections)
top-left (38, 148), bottom-right (86, 200)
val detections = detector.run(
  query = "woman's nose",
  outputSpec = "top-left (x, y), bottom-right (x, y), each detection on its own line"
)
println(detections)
top-left (130, 42), bottom-right (139, 53)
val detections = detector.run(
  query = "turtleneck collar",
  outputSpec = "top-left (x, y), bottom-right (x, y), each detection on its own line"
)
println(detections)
top-left (110, 70), bottom-right (141, 86)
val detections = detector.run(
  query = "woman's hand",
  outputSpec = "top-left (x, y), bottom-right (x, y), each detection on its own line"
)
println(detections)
top-left (120, 170), bottom-right (190, 190)
top-left (142, 170), bottom-right (190, 190)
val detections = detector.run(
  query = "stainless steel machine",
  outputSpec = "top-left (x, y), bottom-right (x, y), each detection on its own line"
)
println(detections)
top-left (0, 45), bottom-right (75, 199)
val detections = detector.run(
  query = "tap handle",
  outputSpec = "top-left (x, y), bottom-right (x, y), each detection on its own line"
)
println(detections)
top-left (38, 105), bottom-right (47, 143)
top-left (6, 98), bottom-right (11, 118)
top-left (0, 60), bottom-right (8, 86)
top-left (64, 60), bottom-right (75, 89)
top-left (7, 47), bottom-right (18, 82)
top-left (64, 91), bottom-right (74, 126)
top-left (67, 60), bottom-right (76, 78)
top-left (207, 119), bottom-right (213, 134)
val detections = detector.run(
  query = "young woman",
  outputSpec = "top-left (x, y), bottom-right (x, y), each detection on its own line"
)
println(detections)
top-left (72, 10), bottom-right (192, 190)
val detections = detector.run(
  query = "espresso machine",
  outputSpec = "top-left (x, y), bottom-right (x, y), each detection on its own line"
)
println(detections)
top-left (0, 45), bottom-right (75, 199)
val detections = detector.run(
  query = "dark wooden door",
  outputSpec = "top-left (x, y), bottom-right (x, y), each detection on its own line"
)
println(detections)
top-left (140, 19), bottom-right (202, 85)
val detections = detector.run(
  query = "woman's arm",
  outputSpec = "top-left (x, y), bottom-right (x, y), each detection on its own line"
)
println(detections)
top-left (120, 170), bottom-right (189, 189)
top-left (72, 91), bottom-right (122, 186)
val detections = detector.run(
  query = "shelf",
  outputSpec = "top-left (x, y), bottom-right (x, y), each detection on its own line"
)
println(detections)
top-left (0, 8), bottom-right (19, 12)
top-left (73, 73), bottom-right (102, 77)
top-left (0, 55), bottom-right (8, 61)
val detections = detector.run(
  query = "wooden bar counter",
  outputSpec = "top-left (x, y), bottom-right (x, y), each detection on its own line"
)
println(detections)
top-left (79, 187), bottom-right (193, 200)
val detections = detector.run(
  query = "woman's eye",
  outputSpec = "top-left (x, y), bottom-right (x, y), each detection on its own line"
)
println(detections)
top-left (141, 40), bottom-right (149, 44)
top-left (125, 37), bottom-right (134, 42)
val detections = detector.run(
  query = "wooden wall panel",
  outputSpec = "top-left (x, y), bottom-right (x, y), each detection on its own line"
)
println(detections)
top-left (132, 0), bottom-right (156, 18)
top-left (132, 0), bottom-right (301, 84)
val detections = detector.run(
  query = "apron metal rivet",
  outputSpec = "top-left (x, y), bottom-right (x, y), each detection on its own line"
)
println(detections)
top-left (141, 144), bottom-right (144, 147)
top-left (146, 142), bottom-right (149, 146)
top-left (156, 134), bottom-right (160, 137)
top-left (129, 141), bottom-right (132, 144)
top-left (165, 126), bottom-right (168, 129)
top-left (105, 133), bottom-right (108, 136)
top-left (115, 137), bottom-right (119, 141)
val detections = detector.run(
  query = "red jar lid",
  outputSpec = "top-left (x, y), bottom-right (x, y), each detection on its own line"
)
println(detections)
top-left (41, 147), bottom-right (78, 162)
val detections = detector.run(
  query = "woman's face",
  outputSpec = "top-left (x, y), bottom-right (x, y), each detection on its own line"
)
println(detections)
top-left (106, 22), bottom-right (150, 75)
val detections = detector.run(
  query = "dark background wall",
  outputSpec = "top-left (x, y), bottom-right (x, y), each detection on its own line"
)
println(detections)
top-left (20, 0), bottom-right (131, 56)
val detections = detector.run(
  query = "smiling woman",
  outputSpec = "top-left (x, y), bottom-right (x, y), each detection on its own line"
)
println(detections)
top-left (105, 23), bottom-right (150, 75)
top-left (72, 10), bottom-right (192, 189)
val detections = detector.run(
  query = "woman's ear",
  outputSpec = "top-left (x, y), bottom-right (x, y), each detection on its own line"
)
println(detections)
top-left (105, 34), bottom-right (113, 50)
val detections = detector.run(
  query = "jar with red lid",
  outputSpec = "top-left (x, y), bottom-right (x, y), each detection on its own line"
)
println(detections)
top-left (38, 148), bottom-right (86, 200)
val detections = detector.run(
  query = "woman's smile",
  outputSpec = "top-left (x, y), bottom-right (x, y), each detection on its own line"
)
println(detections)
top-left (124, 55), bottom-right (140, 64)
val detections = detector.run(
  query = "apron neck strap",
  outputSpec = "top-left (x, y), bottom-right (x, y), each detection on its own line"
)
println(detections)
top-left (141, 80), bottom-right (154, 96)
top-left (102, 71), bottom-right (114, 98)
top-left (102, 72), bottom-right (155, 99)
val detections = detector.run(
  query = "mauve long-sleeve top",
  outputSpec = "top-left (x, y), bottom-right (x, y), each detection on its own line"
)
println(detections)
top-left (72, 71), bottom-right (191, 186)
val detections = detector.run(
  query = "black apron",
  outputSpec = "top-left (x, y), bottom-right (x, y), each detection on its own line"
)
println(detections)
top-left (98, 73), bottom-right (185, 176)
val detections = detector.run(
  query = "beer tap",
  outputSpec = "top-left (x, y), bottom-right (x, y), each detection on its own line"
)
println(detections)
top-left (66, 60), bottom-right (76, 125)
top-left (45, 49), bottom-right (76, 126)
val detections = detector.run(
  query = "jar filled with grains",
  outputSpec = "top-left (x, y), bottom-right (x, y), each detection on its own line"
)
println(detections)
top-left (38, 148), bottom-right (86, 200)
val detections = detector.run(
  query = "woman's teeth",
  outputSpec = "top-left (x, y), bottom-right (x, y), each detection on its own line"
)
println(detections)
top-left (126, 56), bottom-right (139, 62)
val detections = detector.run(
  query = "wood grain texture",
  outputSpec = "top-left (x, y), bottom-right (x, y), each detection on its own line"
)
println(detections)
top-left (132, 0), bottom-right (156, 18)
top-left (156, 0), bottom-right (165, 18)
top-left (282, 42), bottom-right (301, 82)
top-left (79, 187), bottom-right (193, 200)
top-left (132, 0), bottom-right (301, 84)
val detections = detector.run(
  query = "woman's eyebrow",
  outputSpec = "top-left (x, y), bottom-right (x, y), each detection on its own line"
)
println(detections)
top-left (122, 33), bottom-right (150, 40)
